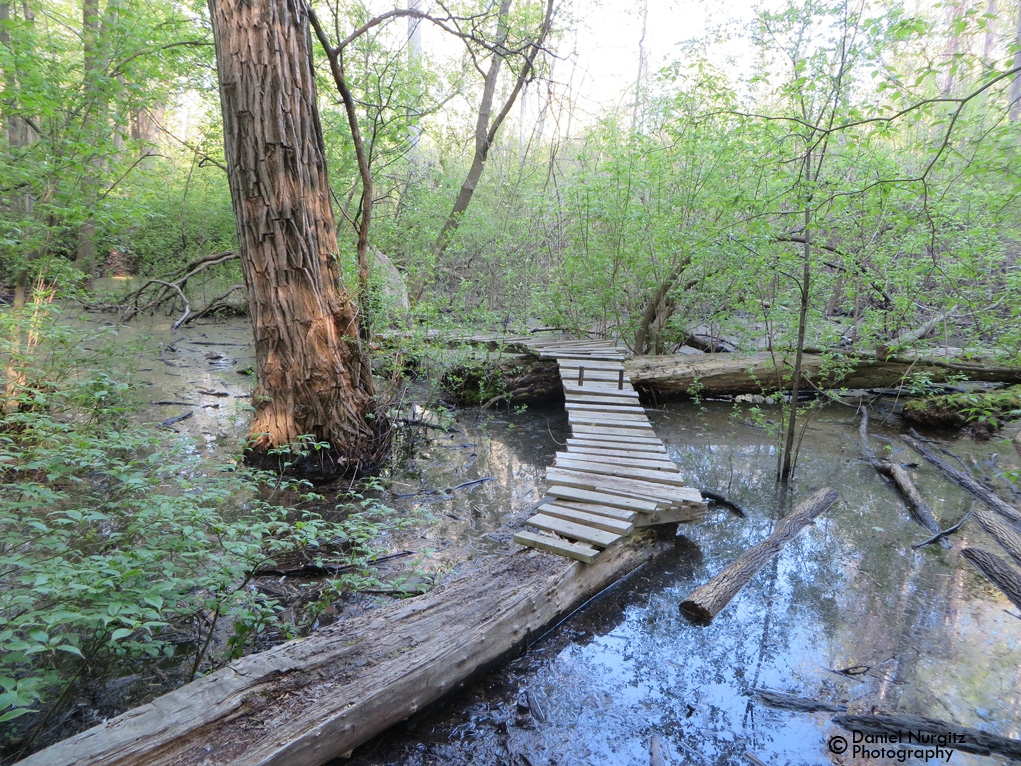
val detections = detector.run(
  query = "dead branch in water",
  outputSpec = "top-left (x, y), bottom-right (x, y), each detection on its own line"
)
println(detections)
top-left (859, 409), bottom-right (948, 547)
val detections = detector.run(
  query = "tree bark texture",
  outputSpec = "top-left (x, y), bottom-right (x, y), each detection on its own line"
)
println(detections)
top-left (208, 0), bottom-right (376, 474)
top-left (679, 488), bottom-right (838, 624)
top-left (18, 530), bottom-right (673, 766)
top-left (901, 435), bottom-right (1021, 528)
top-left (832, 712), bottom-right (1021, 760)
top-left (961, 547), bottom-right (1021, 611)
top-left (626, 351), bottom-right (1021, 398)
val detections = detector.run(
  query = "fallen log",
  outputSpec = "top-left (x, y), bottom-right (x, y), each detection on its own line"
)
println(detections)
top-left (440, 354), bottom-right (561, 406)
top-left (625, 351), bottom-right (1021, 398)
top-left (832, 712), bottom-right (1021, 760)
top-left (961, 547), bottom-right (1021, 611)
top-left (859, 409), bottom-right (948, 547)
top-left (18, 529), bottom-right (674, 766)
top-left (902, 435), bottom-right (1021, 528)
top-left (972, 506), bottom-right (1021, 569)
top-left (753, 688), bottom-right (848, 713)
top-left (679, 488), bottom-right (838, 624)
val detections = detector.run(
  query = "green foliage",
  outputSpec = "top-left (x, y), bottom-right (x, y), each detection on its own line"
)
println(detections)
top-left (0, 308), bottom-right (414, 739)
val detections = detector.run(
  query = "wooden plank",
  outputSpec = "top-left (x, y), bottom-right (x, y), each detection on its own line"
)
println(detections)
top-left (526, 513), bottom-right (622, 548)
top-left (571, 424), bottom-right (658, 438)
top-left (554, 457), bottom-right (687, 486)
top-left (512, 530), bottom-right (600, 563)
top-left (546, 485), bottom-right (661, 512)
top-left (567, 433), bottom-right (661, 443)
top-left (547, 468), bottom-right (703, 505)
top-left (537, 499), bottom-right (636, 523)
top-left (564, 394), bottom-right (641, 407)
top-left (560, 450), bottom-right (679, 471)
top-left (634, 506), bottom-right (707, 526)
top-left (558, 369), bottom-right (631, 383)
top-left (535, 505), bottom-right (634, 535)
top-left (564, 402), bottom-right (647, 414)
top-left (567, 437), bottom-right (667, 453)
top-left (567, 410), bottom-right (650, 423)
top-left (562, 384), bottom-right (638, 398)
top-left (555, 359), bottom-right (627, 370)
top-left (568, 417), bottom-right (654, 430)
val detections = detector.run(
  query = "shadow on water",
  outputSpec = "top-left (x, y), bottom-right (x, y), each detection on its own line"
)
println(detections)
top-left (342, 402), bottom-right (1021, 766)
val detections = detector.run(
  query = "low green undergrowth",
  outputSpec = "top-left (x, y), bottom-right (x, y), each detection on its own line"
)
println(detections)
top-left (902, 385), bottom-right (1021, 433)
top-left (0, 303), bottom-right (416, 753)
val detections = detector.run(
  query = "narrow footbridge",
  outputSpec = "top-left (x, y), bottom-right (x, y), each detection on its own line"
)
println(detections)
top-left (505, 337), bottom-right (706, 562)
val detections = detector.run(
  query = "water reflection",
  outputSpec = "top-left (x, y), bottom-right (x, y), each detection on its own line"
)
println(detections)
top-left (345, 401), bottom-right (1021, 766)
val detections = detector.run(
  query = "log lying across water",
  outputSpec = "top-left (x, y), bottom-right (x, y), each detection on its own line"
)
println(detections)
top-left (902, 435), bottom-right (1021, 529)
top-left (625, 351), bottom-right (1021, 397)
top-left (679, 488), bottom-right (838, 624)
top-left (961, 547), bottom-right (1021, 611)
top-left (858, 409), bottom-right (948, 547)
top-left (19, 529), bottom-right (674, 766)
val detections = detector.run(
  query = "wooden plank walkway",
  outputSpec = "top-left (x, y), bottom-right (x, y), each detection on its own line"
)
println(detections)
top-left (511, 337), bottom-right (706, 562)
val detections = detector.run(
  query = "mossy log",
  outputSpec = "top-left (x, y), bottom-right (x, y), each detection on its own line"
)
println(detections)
top-left (902, 385), bottom-right (1021, 431)
top-left (625, 352), bottom-right (1021, 398)
top-left (961, 547), bottom-right (1021, 611)
top-left (441, 354), bottom-right (561, 406)
top-left (18, 529), bottom-right (674, 766)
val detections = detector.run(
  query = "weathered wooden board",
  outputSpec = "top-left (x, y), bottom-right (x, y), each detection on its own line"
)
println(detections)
top-left (525, 514), bottom-right (622, 547)
top-left (547, 485), bottom-right (662, 512)
top-left (552, 355), bottom-right (625, 364)
top-left (546, 468), bottom-right (703, 506)
top-left (566, 438), bottom-right (667, 453)
top-left (567, 408), bottom-right (649, 421)
top-left (570, 424), bottom-right (659, 438)
top-left (511, 530), bottom-right (599, 563)
top-left (536, 500), bottom-right (637, 523)
top-left (559, 371), bottom-right (630, 385)
top-left (566, 450), bottom-right (674, 466)
top-left (559, 453), bottom-right (677, 471)
top-left (568, 419), bottom-right (655, 432)
top-left (21, 533), bottom-right (673, 766)
top-left (553, 458), bottom-right (688, 487)
top-left (555, 359), bottom-right (624, 371)
top-left (562, 383), bottom-right (639, 398)
top-left (535, 504), bottom-right (634, 535)
top-left (564, 393), bottom-right (644, 407)
top-left (564, 402), bottom-right (647, 414)
top-left (635, 506), bottom-right (708, 527)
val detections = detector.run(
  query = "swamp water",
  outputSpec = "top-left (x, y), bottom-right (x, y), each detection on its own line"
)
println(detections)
top-left (60, 315), bottom-right (1021, 765)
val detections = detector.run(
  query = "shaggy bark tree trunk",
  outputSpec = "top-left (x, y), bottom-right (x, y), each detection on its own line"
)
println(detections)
top-left (208, 0), bottom-right (376, 475)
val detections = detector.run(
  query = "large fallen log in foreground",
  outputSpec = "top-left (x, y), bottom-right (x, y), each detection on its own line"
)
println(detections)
top-left (679, 488), bottom-right (838, 624)
top-left (19, 530), bottom-right (674, 766)
top-left (625, 352), bottom-right (1021, 397)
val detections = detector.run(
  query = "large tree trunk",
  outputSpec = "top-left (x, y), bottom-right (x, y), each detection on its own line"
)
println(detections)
top-left (208, 0), bottom-right (376, 475)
